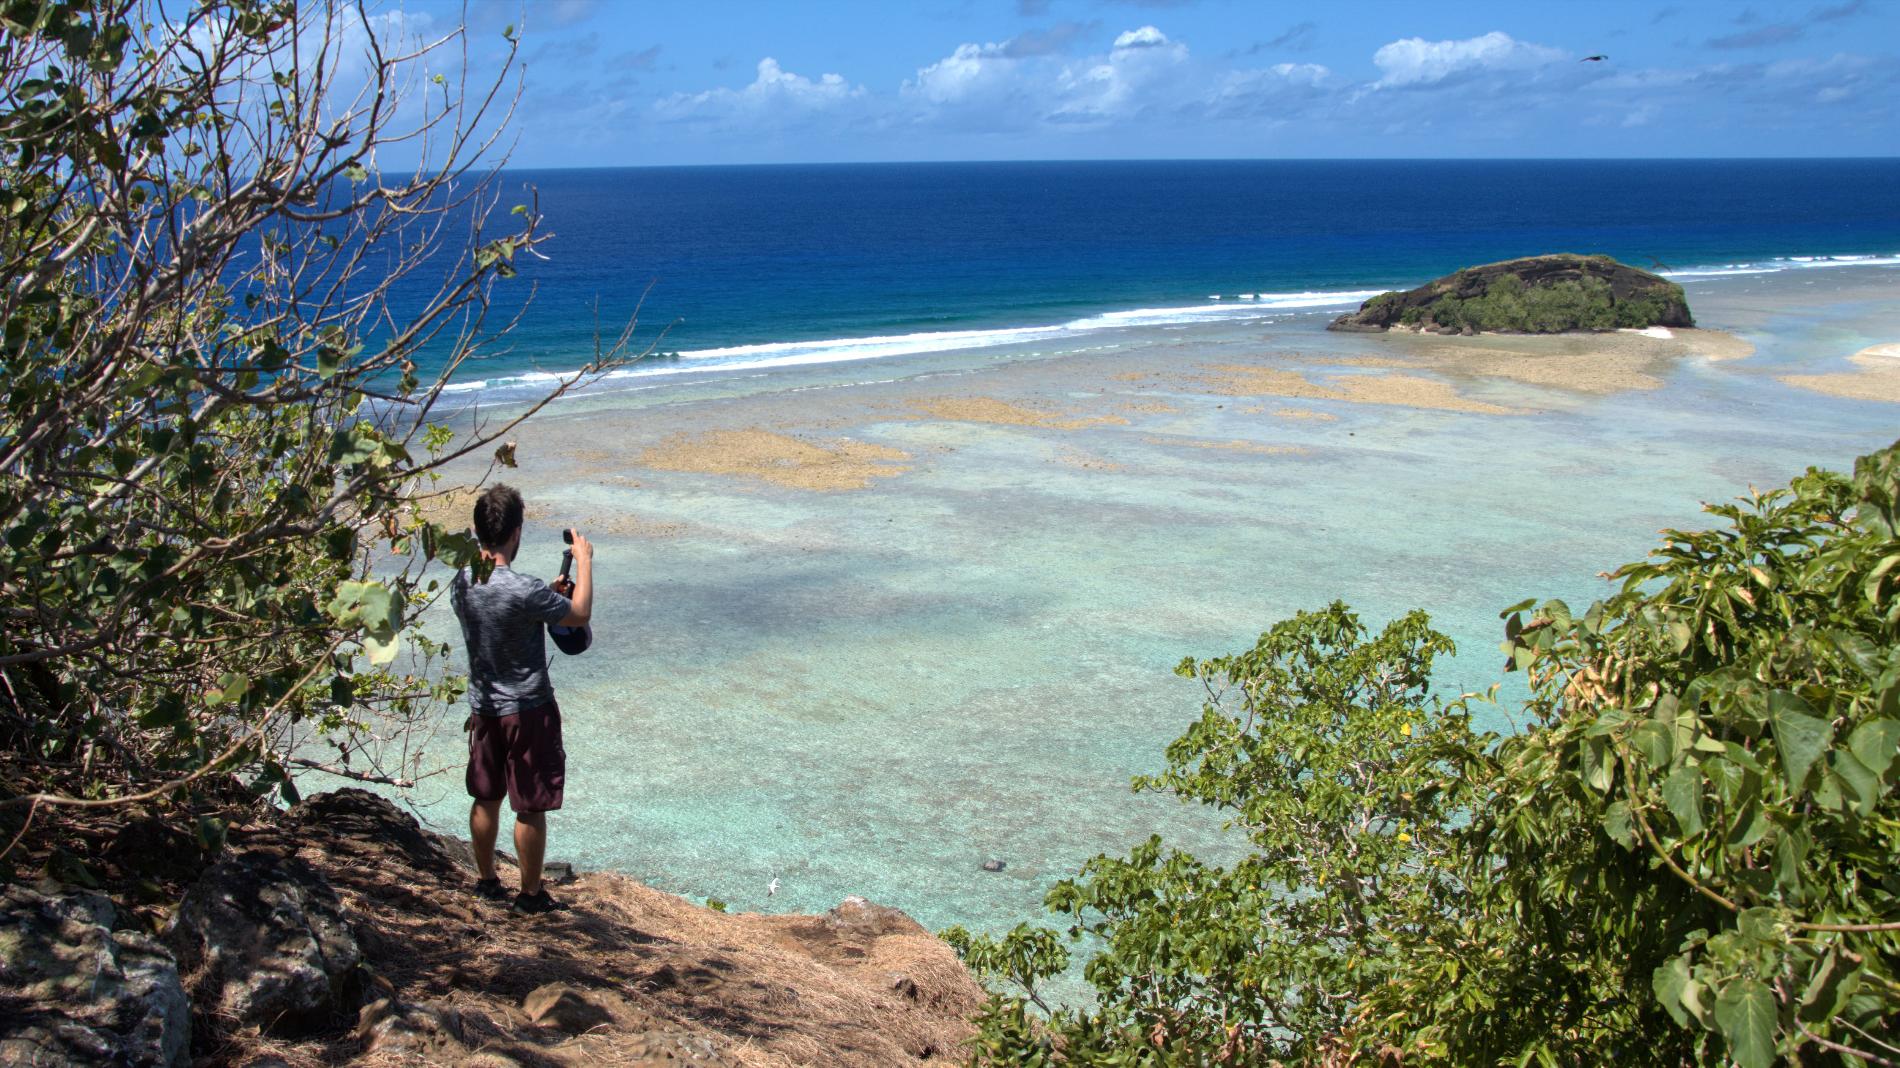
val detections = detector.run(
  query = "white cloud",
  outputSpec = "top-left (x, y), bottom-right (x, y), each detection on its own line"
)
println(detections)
top-left (1371, 31), bottom-right (1566, 88)
top-left (1112, 26), bottom-right (1171, 50)
top-left (902, 25), bottom-right (1191, 127)
top-left (1622, 103), bottom-right (1660, 127)
top-left (1205, 62), bottom-right (1333, 119)
top-left (906, 42), bottom-right (1018, 105)
top-left (655, 58), bottom-right (863, 123)
top-left (1052, 26), bottom-right (1190, 122)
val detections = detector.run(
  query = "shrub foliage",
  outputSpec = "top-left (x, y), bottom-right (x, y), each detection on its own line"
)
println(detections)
top-left (950, 441), bottom-right (1900, 1066)
top-left (0, 0), bottom-right (632, 815)
top-left (1394, 273), bottom-right (1686, 333)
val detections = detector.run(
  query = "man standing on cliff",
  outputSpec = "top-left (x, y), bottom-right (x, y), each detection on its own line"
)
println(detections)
top-left (451, 485), bottom-right (592, 915)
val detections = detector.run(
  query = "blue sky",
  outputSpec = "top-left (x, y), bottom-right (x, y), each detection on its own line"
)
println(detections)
top-left (390, 0), bottom-right (1899, 165)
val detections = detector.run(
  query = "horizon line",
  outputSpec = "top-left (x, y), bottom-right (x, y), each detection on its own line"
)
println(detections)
top-left (479, 155), bottom-right (1900, 172)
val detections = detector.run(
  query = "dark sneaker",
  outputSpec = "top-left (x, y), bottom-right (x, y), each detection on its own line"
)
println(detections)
top-left (474, 877), bottom-right (509, 903)
top-left (512, 887), bottom-right (565, 915)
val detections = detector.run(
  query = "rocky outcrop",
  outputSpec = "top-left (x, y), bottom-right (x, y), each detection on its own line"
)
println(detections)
top-left (1329, 254), bottom-right (1694, 334)
top-left (7, 789), bottom-right (983, 1066)
top-left (0, 884), bottom-right (190, 1067)
top-left (167, 849), bottom-right (364, 1035)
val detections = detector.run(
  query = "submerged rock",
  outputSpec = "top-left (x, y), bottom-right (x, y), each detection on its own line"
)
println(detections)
top-left (0, 884), bottom-right (190, 1067)
top-left (168, 848), bottom-right (363, 1035)
top-left (981, 859), bottom-right (1006, 872)
top-left (1329, 253), bottom-right (1693, 334)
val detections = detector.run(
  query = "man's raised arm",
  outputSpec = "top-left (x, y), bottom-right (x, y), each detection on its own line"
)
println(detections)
top-left (557, 532), bottom-right (592, 628)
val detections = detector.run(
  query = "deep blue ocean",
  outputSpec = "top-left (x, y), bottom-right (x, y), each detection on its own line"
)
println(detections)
top-left (425, 159), bottom-right (1900, 393)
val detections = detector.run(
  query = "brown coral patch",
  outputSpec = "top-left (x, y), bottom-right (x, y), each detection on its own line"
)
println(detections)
top-left (907, 396), bottom-right (1128, 430)
top-left (1143, 436), bottom-right (1310, 456)
top-left (1196, 365), bottom-right (1518, 415)
top-left (639, 430), bottom-right (910, 491)
top-left (1780, 343), bottom-right (1900, 404)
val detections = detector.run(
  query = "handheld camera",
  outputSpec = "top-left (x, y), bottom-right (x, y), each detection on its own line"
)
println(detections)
top-left (549, 527), bottom-right (592, 656)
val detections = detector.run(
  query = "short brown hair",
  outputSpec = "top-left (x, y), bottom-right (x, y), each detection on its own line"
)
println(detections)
top-left (473, 484), bottom-right (524, 550)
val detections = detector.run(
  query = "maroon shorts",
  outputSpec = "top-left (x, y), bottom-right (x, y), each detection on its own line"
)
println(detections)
top-left (465, 702), bottom-right (565, 813)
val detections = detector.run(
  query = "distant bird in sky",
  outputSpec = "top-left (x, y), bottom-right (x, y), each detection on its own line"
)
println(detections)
top-left (767, 876), bottom-right (779, 898)
top-left (1581, 54), bottom-right (1609, 62)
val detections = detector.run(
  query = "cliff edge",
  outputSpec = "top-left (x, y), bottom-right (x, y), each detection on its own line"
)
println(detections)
top-left (1, 789), bottom-right (983, 1067)
top-left (1328, 254), bottom-right (1693, 334)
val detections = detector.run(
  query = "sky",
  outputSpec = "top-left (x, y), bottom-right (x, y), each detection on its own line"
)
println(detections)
top-left (383, 0), bottom-right (1900, 166)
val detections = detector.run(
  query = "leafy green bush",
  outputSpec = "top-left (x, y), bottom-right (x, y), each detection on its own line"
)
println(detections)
top-left (1401, 272), bottom-right (1680, 334)
top-left (0, 1), bottom-right (635, 814)
top-left (949, 441), bottom-right (1900, 1066)
top-left (946, 605), bottom-right (1493, 1064)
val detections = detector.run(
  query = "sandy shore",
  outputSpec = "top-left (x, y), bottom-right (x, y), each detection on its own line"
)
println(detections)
top-left (1780, 343), bottom-right (1900, 403)
top-left (1338, 327), bottom-right (1753, 395)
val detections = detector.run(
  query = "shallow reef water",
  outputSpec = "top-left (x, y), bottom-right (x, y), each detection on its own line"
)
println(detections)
top-left (356, 267), bottom-right (1900, 964)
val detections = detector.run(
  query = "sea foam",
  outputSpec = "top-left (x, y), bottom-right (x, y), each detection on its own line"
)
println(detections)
top-left (1661, 252), bottom-right (1900, 278)
top-left (443, 289), bottom-right (1382, 395)
top-left (437, 252), bottom-right (1899, 398)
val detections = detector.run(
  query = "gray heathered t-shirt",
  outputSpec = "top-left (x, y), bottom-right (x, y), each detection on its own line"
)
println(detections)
top-left (450, 564), bottom-right (572, 717)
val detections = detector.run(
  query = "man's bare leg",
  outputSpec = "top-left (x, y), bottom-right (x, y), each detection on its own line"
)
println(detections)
top-left (470, 799), bottom-right (502, 881)
top-left (515, 812), bottom-right (546, 896)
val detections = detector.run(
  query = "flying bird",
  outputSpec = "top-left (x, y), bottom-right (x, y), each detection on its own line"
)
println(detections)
top-left (1581, 54), bottom-right (1609, 62)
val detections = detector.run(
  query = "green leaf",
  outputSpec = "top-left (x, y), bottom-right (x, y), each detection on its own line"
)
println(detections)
top-left (1846, 719), bottom-right (1900, 778)
top-left (1712, 979), bottom-right (1776, 1068)
top-left (1798, 952), bottom-right (1861, 1023)
top-left (1600, 800), bottom-right (1635, 848)
top-left (365, 631), bottom-right (400, 665)
top-left (1632, 720), bottom-right (1674, 766)
top-left (1831, 750), bottom-right (1883, 813)
top-left (1661, 765), bottom-right (1705, 837)
top-left (1652, 954), bottom-right (1699, 1027)
top-left (1736, 906), bottom-right (1779, 943)
top-left (329, 424), bottom-right (380, 466)
top-left (1767, 690), bottom-right (1832, 793)
top-left (1581, 735), bottom-right (1614, 793)
top-left (1772, 828), bottom-right (1809, 898)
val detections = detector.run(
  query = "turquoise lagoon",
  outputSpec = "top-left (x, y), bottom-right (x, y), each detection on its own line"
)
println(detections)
top-left (362, 264), bottom-right (1900, 957)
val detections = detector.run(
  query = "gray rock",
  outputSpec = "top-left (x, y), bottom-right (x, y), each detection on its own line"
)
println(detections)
top-left (1327, 253), bottom-right (1694, 334)
top-left (0, 883), bottom-right (190, 1067)
top-left (168, 849), bottom-right (362, 1035)
top-left (821, 896), bottom-right (926, 940)
top-left (981, 859), bottom-right (1006, 872)
top-left (355, 996), bottom-right (467, 1056)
